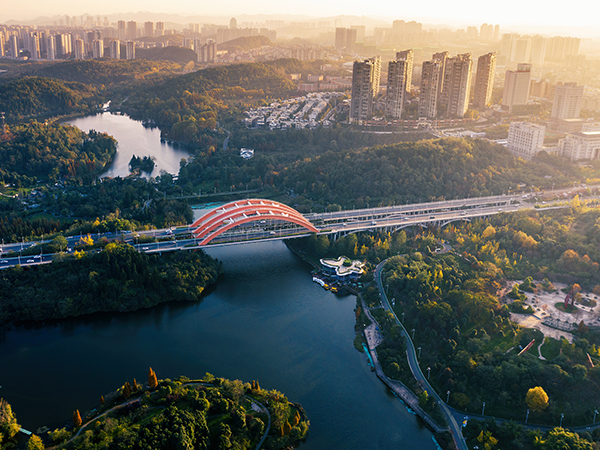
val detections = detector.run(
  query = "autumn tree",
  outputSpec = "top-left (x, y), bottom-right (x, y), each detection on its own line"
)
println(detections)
top-left (73, 409), bottom-right (82, 427)
top-left (526, 386), bottom-right (549, 412)
top-left (0, 399), bottom-right (20, 445)
top-left (27, 434), bottom-right (44, 450)
top-left (148, 367), bottom-right (158, 389)
top-left (100, 395), bottom-right (105, 404)
top-left (122, 382), bottom-right (132, 399)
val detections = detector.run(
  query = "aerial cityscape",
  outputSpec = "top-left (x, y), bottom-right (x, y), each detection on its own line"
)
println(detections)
top-left (1, 3), bottom-right (600, 449)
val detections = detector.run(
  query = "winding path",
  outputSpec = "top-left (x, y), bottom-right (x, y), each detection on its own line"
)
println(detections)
top-left (375, 260), bottom-right (469, 450)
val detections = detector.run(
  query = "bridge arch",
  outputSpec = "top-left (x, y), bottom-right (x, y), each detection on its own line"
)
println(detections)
top-left (191, 199), bottom-right (318, 245)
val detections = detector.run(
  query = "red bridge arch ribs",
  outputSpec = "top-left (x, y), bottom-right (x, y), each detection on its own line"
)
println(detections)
top-left (191, 199), bottom-right (318, 245)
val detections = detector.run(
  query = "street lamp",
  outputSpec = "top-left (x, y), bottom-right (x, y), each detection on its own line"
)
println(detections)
top-left (401, 312), bottom-right (405, 322)
top-left (560, 413), bottom-right (564, 427)
top-left (594, 409), bottom-right (599, 424)
top-left (482, 402), bottom-right (486, 416)
top-left (446, 390), bottom-right (450, 403)
top-left (526, 409), bottom-right (529, 423)
top-left (417, 347), bottom-right (421, 358)
top-left (411, 328), bottom-right (415, 340)
top-left (427, 367), bottom-right (431, 379)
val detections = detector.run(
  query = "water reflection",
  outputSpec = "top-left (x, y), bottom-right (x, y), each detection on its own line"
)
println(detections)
top-left (65, 112), bottom-right (192, 179)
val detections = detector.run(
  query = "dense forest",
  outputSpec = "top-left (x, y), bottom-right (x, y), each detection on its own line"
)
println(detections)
top-left (219, 36), bottom-right (273, 53)
top-left (0, 122), bottom-right (116, 186)
top-left (0, 77), bottom-right (101, 121)
top-left (134, 47), bottom-right (198, 65)
top-left (293, 202), bottom-right (600, 428)
top-left (0, 175), bottom-right (193, 243)
top-left (0, 242), bottom-right (222, 322)
top-left (30, 59), bottom-right (182, 87)
top-left (1, 374), bottom-right (308, 450)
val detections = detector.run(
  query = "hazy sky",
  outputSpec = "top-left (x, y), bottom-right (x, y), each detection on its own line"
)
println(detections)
top-left (2, 0), bottom-right (597, 28)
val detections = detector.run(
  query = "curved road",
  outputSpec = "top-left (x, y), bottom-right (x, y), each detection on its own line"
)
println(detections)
top-left (375, 260), bottom-right (468, 450)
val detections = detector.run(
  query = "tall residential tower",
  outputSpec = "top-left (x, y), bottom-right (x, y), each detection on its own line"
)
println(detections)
top-left (386, 49), bottom-right (413, 119)
top-left (350, 57), bottom-right (381, 123)
top-left (473, 52), bottom-right (496, 108)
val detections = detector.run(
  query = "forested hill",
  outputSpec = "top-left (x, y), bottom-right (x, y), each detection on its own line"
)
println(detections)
top-left (219, 35), bottom-right (273, 53)
top-left (0, 243), bottom-right (223, 322)
top-left (34, 59), bottom-right (182, 86)
top-left (121, 61), bottom-right (298, 144)
top-left (0, 122), bottom-right (116, 186)
top-left (0, 76), bottom-right (100, 121)
top-left (135, 46), bottom-right (198, 65)
top-left (276, 138), bottom-right (571, 207)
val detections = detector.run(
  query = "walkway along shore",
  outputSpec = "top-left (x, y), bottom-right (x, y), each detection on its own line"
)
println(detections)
top-left (374, 259), bottom-right (469, 450)
top-left (360, 293), bottom-right (446, 434)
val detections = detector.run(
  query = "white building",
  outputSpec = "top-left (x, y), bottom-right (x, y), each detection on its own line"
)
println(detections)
top-left (92, 39), bottom-right (103, 59)
top-left (551, 82), bottom-right (584, 120)
top-left (109, 40), bottom-right (120, 59)
top-left (125, 40), bottom-right (135, 60)
top-left (558, 131), bottom-right (600, 160)
top-left (502, 64), bottom-right (532, 114)
top-left (74, 38), bottom-right (85, 60)
top-left (507, 122), bottom-right (545, 159)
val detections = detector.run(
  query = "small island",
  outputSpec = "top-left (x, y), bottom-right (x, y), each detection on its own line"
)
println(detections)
top-left (1, 371), bottom-right (309, 450)
top-left (129, 154), bottom-right (156, 173)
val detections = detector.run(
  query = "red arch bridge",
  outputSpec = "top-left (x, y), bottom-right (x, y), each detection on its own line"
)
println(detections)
top-left (183, 196), bottom-right (516, 247)
top-left (190, 199), bottom-right (319, 246)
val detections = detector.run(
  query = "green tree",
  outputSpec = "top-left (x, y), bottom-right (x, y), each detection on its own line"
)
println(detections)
top-left (122, 382), bottom-right (132, 399)
top-left (27, 434), bottom-right (45, 450)
top-left (526, 386), bottom-right (549, 412)
top-left (536, 427), bottom-right (593, 449)
top-left (0, 399), bottom-right (20, 445)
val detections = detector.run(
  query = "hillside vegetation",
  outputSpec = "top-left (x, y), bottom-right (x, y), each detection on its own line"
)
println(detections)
top-left (0, 242), bottom-right (222, 322)
top-left (219, 35), bottom-right (273, 53)
top-left (0, 76), bottom-right (100, 120)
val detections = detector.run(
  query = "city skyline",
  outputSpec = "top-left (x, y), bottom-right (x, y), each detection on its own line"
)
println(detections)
top-left (2, 0), bottom-right (599, 34)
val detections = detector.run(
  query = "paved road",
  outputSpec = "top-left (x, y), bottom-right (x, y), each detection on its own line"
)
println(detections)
top-left (375, 260), bottom-right (469, 450)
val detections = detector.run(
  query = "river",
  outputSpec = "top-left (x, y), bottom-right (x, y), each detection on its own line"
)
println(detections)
top-left (65, 112), bottom-right (192, 179)
top-left (0, 241), bottom-right (437, 449)
top-left (1, 113), bottom-right (437, 448)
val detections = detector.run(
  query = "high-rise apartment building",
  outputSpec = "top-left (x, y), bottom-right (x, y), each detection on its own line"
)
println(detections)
top-left (46, 35), bottom-right (55, 60)
top-left (117, 21), bottom-right (126, 40)
top-left (126, 40), bottom-right (135, 60)
top-left (230, 17), bottom-right (237, 29)
top-left (74, 38), bottom-right (85, 60)
top-left (9, 35), bottom-right (18, 58)
top-left (350, 57), bottom-right (381, 123)
top-left (546, 36), bottom-right (580, 62)
top-left (530, 36), bottom-right (547, 66)
top-left (507, 122), bottom-right (545, 159)
top-left (126, 21), bottom-right (137, 40)
top-left (551, 82), bottom-right (584, 120)
top-left (479, 23), bottom-right (494, 40)
top-left (29, 33), bottom-right (39, 60)
top-left (194, 39), bottom-right (216, 63)
top-left (92, 39), bottom-right (103, 59)
top-left (109, 39), bottom-right (120, 59)
top-left (386, 49), bottom-right (413, 119)
top-left (511, 37), bottom-right (532, 64)
top-left (441, 53), bottom-right (473, 117)
top-left (155, 22), bottom-right (164, 36)
top-left (335, 27), bottom-right (357, 51)
top-left (473, 52), bottom-right (496, 108)
top-left (144, 22), bottom-right (154, 38)
top-left (418, 52), bottom-right (447, 118)
top-left (0, 34), bottom-right (5, 57)
top-left (502, 64), bottom-right (532, 114)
